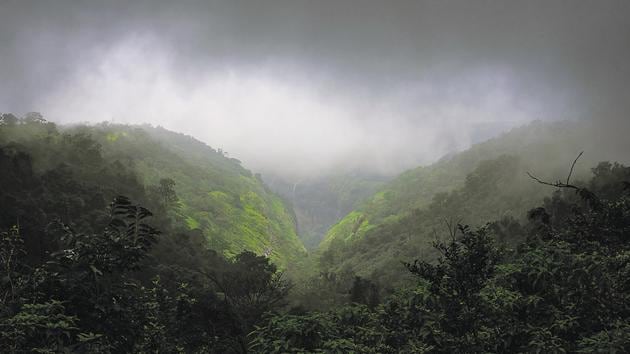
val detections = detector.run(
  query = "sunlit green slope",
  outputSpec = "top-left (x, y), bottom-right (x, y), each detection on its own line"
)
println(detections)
top-left (94, 124), bottom-right (307, 268)
top-left (264, 173), bottom-right (388, 250)
top-left (0, 118), bottom-right (306, 268)
top-left (319, 120), bottom-right (630, 284)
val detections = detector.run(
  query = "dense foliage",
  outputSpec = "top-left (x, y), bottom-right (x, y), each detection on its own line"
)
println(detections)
top-left (2, 113), bottom-right (629, 352)
top-left (319, 121), bottom-right (630, 286)
top-left (264, 173), bottom-right (387, 250)
top-left (251, 163), bottom-right (630, 353)
top-left (0, 197), bottom-right (291, 352)
top-left (0, 114), bottom-right (306, 268)
top-left (0, 114), bottom-right (294, 352)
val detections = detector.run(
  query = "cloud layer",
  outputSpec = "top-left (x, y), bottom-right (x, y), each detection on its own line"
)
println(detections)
top-left (1, 0), bottom-right (628, 178)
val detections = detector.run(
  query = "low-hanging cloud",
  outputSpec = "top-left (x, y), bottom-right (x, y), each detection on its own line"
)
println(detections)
top-left (37, 36), bottom-right (544, 178)
top-left (1, 0), bottom-right (629, 179)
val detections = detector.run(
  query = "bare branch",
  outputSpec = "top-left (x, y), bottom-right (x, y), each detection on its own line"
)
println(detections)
top-left (526, 171), bottom-right (580, 191)
top-left (442, 218), bottom-right (453, 241)
top-left (566, 151), bottom-right (584, 185)
top-left (441, 217), bottom-right (463, 244)
top-left (526, 172), bottom-right (555, 187)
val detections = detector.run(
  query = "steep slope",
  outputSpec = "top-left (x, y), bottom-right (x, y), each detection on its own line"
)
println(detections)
top-left (320, 120), bottom-right (630, 284)
top-left (0, 117), bottom-right (306, 268)
top-left (264, 173), bottom-right (388, 249)
top-left (89, 124), bottom-right (307, 268)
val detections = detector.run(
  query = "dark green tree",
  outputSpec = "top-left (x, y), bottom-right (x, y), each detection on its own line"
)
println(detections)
top-left (158, 177), bottom-right (178, 207)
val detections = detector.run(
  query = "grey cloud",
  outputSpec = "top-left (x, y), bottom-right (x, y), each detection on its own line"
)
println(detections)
top-left (1, 0), bottom-right (629, 178)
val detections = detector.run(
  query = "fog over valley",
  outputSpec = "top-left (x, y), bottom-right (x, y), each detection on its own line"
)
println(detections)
top-left (3, 0), bottom-right (629, 179)
top-left (3, 2), bottom-right (630, 352)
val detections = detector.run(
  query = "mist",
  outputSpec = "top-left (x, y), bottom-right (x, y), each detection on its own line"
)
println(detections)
top-left (1, 0), bottom-right (629, 179)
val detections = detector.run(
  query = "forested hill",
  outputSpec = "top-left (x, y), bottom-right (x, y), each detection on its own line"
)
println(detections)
top-left (319, 120), bottom-right (630, 285)
top-left (263, 173), bottom-right (388, 250)
top-left (0, 113), bottom-right (306, 268)
top-left (2, 113), bottom-right (630, 352)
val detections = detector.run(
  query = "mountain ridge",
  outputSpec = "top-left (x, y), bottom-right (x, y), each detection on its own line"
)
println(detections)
top-left (0, 117), bottom-right (307, 268)
top-left (318, 119), bottom-right (630, 284)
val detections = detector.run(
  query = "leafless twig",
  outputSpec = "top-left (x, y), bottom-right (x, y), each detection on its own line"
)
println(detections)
top-left (526, 171), bottom-right (579, 191)
top-left (442, 217), bottom-right (462, 242)
top-left (566, 151), bottom-right (584, 185)
top-left (527, 151), bottom-right (585, 191)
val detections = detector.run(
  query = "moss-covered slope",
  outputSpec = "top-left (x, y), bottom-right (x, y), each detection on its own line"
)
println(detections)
top-left (0, 120), bottom-right (306, 268)
top-left (97, 124), bottom-right (307, 268)
top-left (320, 120), bottom-right (630, 284)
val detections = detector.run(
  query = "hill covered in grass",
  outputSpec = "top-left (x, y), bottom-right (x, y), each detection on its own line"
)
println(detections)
top-left (264, 172), bottom-right (388, 250)
top-left (319, 120), bottom-right (630, 285)
top-left (0, 114), bottom-right (306, 268)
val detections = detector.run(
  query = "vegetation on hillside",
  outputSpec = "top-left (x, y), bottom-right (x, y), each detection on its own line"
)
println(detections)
top-left (251, 161), bottom-right (630, 353)
top-left (319, 121), bottom-right (630, 287)
top-left (0, 114), bottom-right (306, 269)
top-left (2, 113), bottom-right (629, 353)
top-left (0, 113), bottom-right (298, 352)
top-left (264, 173), bottom-right (387, 250)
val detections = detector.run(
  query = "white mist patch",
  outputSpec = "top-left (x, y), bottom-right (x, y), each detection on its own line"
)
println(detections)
top-left (39, 37), bottom-right (540, 179)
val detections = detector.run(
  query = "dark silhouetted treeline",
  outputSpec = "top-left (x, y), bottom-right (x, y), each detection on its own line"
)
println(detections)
top-left (0, 114), bottom-right (290, 352)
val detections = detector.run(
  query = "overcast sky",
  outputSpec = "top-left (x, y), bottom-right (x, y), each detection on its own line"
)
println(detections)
top-left (1, 0), bottom-right (629, 179)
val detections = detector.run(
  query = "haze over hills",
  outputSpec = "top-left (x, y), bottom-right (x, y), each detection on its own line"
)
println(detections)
top-left (319, 119), bottom-right (630, 285)
top-left (0, 112), bottom-right (553, 266)
top-left (260, 119), bottom-right (523, 250)
top-left (6, 1), bottom-right (630, 181)
top-left (3, 1), bottom-right (630, 352)
top-left (263, 172), bottom-right (388, 249)
top-left (0, 116), bottom-right (307, 268)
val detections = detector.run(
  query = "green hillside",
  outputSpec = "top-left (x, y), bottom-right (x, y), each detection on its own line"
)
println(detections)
top-left (0, 118), bottom-right (306, 268)
top-left (319, 120), bottom-right (630, 285)
top-left (3, 114), bottom-right (630, 353)
top-left (264, 173), bottom-right (388, 249)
